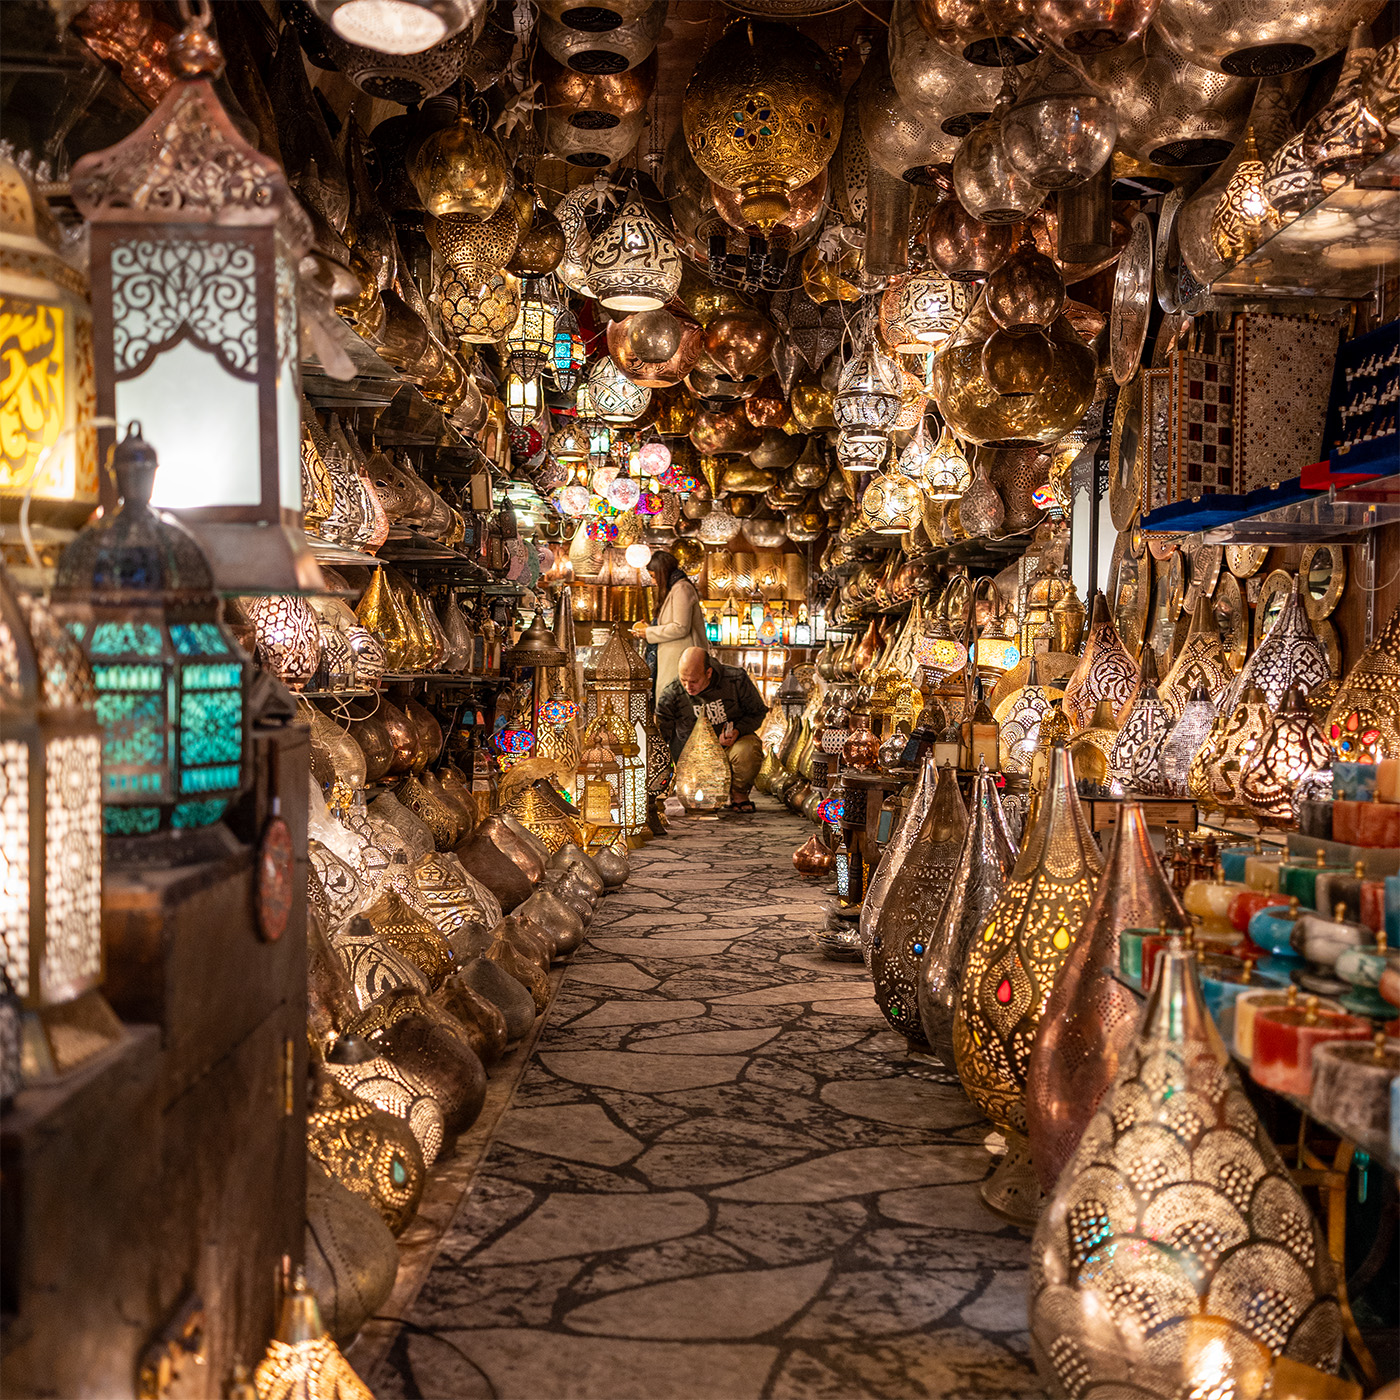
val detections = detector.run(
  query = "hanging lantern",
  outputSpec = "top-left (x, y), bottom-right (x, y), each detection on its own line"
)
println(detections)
top-left (1026, 801), bottom-right (1188, 1191)
top-left (858, 468), bottom-right (919, 535)
top-left (952, 79), bottom-right (1047, 226)
top-left (682, 20), bottom-right (843, 233)
top-left (1157, 683), bottom-right (1217, 797)
top-left (503, 371), bottom-right (543, 428)
top-left (879, 272), bottom-right (973, 354)
top-left (1060, 591), bottom-right (1138, 730)
top-left (1326, 597), bottom-right (1400, 761)
top-left (1240, 686), bottom-right (1333, 825)
top-left (0, 151), bottom-right (98, 526)
top-left (437, 268), bottom-right (520, 345)
top-left (504, 278), bottom-right (558, 380)
top-left (52, 425), bottom-right (252, 836)
top-left (836, 431), bottom-right (889, 474)
top-left (408, 98), bottom-right (510, 220)
top-left (309, 0), bottom-right (479, 55)
top-left (70, 9), bottom-right (321, 593)
top-left (586, 357), bottom-right (651, 426)
top-left (1000, 53), bottom-right (1117, 190)
top-left (0, 562), bottom-right (115, 1080)
top-left (922, 423), bottom-right (973, 499)
top-left (1223, 575), bottom-right (1330, 714)
top-left (954, 744), bottom-right (1103, 1226)
top-left (834, 332), bottom-right (903, 438)
top-left (586, 193), bottom-right (682, 312)
top-left (1210, 126), bottom-right (1274, 262)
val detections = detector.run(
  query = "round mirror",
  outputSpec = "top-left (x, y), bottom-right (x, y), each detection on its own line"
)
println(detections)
top-left (1255, 569), bottom-right (1292, 649)
top-left (1211, 573), bottom-right (1247, 672)
top-left (1299, 544), bottom-right (1346, 620)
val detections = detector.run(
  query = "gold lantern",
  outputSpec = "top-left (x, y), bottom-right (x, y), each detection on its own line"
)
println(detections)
top-left (586, 194), bottom-right (682, 313)
top-left (1029, 942), bottom-right (1341, 1400)
top-left (1326, 597), bottom-right (1400, 761)
top-left (0, 563), bottom-right (115, 1080)
top-left (954, 743), bottom-right (1102, 1224)
top-left (922, 424), bottom-right (974, 500)
top-left (673, 710), bottom-right (730, 814)
top-left (1204, 684), bottom-right (1272, 811)
top-left (1068, 696), bottom-right (1120, 792)
top-left (994, 657), bottom-right (1066, 776)
top-left (1158, 593), bottom-right (1236, 721)
top-left (253, 1269), bottom-right (374, 1400)
top-left (1060, 591), bottom-right (1138, 731)
top-left (1240, 685), bottom-right (1333, 825)
top-left (0, 151), bottom-right (98, 526)
top-left (879, 272), bottom-right (973, 354)
top-left (682, 20), bottom-right (843, 233)
top-left (71, 9), bottom-right (322, 593)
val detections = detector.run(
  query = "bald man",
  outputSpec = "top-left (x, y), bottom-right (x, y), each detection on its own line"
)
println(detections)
top-left (655, 647), bottom-right (767, 812)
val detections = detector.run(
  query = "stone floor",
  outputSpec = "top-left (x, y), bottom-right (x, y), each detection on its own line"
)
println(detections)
top-left (368, 799), bottom-right (1044, 1400)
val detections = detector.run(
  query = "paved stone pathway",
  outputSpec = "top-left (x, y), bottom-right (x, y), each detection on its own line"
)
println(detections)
top-left (371, 800), bottom-right (1043, 1399)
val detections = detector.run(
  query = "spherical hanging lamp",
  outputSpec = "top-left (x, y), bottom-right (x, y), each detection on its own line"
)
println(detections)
top-left (586, 193), bottom-right (682, 311)
top-left (923, 423), bottom-right (973, 499)
top-left (880, 273), bottom-right (973, 353)
top-left (426, 195), bottom-right (525, 292)
top-left (1000, 53), bottom-right (1118, 190)
top-left (586, 357), bottom-right (651, 425)
top-left (951, 79), bottom-right (1046, 225)
top-left (409, 98), bottom-right (510, 220)
top-left (859, 469), bottom-right (919, 535)
top-left (682, 19), bottom-right (843, 232)
top-left (1152, 0), bottom-right (1381, 76)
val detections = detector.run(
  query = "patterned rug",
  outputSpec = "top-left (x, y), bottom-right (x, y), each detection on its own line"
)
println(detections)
top-left (370, 800), bottom-right (1044, 1399)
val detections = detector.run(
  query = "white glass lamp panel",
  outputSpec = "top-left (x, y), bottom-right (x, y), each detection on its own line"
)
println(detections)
top-left (117, 340), bottom-right (261, 508)
top-left (42, 732), bottom-right (102, 1003)
top-left (0, 739), bottom-right (31, 999)
top-left (276, 342), bottom-right (303, 511)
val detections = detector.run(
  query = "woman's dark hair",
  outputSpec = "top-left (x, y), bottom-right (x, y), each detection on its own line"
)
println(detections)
top-left (647, 550), bottom-right (685, 591)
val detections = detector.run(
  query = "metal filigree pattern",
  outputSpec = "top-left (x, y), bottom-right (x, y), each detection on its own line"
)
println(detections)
top-left (1157, 603), bottom-right (1235, 721)
top-left (1110, 683), bottom-right (1171, 796)
top-left (329, 918), bottom-right (431, 1010)
top-left (1061, 594), bottom-right (1139, 730)
top-left (1205, 692), bottom-right (1271, 809)
top-left (1223, 577), bottom-right (1330, 714)
top-left (325, 1054), bottom-right (445, 1175)
top-left (995, 682), bottom-right (1064, 775)
top-left (309, 838), bottom-right (364, 929)
top-left (1030, 947), bottom-right (1341, 1399)
top-left (1326, 599), bottom-right (1400, 761)
top-left (1240, 696), bottom-right (1332, 825)
top-left (40, 734), bottom-right (103, 1003)
top-left (360, 889), bottom-right (454, 986)
top-left (955, 747), bottom-right (1103, 1137)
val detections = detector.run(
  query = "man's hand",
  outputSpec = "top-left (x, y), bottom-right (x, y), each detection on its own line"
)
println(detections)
top-left (719, 723), bottom-right (737, 748)
top-left (630, 621), bottom-right (648, 638)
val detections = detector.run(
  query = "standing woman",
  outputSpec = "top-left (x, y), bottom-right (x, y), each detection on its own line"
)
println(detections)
top-left (632, 550), bottom-right (706, 701)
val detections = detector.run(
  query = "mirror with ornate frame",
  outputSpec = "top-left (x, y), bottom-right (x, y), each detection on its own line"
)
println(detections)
top-left (1299, 544), bottom-right (1346, 620)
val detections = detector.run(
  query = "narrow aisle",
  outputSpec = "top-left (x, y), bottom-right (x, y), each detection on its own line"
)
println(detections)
top-left (372, 802), bottom-right (1042, 1400)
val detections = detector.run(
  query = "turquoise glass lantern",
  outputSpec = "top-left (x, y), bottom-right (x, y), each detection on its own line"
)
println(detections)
top-left (52, 424), bottom-right (251, 837)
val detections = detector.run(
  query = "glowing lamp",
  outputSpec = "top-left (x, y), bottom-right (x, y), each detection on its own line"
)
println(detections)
top-left (624, 543), bottom-right (653, 570)
top-left (637, 439), bottom-right (672, 477)
top-left (71, 10), bottom-right (323, 593)
top-left (308, 0), bottom-right (476, 54)
top-left (923, 425), bottom-right (973, 500)
top-left (607, 472), bottom-right (641, 512)
top-left (719, 598), bottom-right (740, 647)
top-left (504, 371), bottom-right (543, 428)
top-left (505, 278), bottom-right (558, 381)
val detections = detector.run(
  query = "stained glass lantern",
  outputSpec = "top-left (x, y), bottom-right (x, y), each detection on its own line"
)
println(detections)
top-left (505, 279), bottom-right (557, 380)
top-left (587, 358), bottom-right (651, 426)
top-left (922, 424), bottom-right (973, 500)
top-left (51, 424), bottom-right (252, 836)
top-left (1240, 685), bottom-right (1332, 826)
top-left (916, 614), bottom-right (970, 684)
top-left (0, 561), bottom-right (113, 1077)
top-left (586, 194), bottom-right (683, 313)
top-left (880, 273), bottom-right (972, 354)
top-left (0, 151), bottom-right (99, 526)
top-left (70, 9), bottom-right (321, 594)
top-left (504, 371), bottom-right (544, 429)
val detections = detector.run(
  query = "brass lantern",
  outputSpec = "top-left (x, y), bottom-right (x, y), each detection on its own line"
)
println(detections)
top-left (673, 710), bottom-right (730, 814)
top-left (682, 19), bottom-right (843, 233)
top-left (0, 563), bottom-right (115, 1079)
top-left (0, 151), bottom-right (98, 526)
top-left (1240, 685), bottom-right (1332, 825)
top-left (1326, 597), bottom-right (1400, 761)
top-left (1157, 593), bottom-right (1235, 720)
top-left (1060, 591), bottom-right (1138, 730)
top-left (70, 8), bottom-right (322, 593)
top-left (954, 742), bottom-right (1102, 1224)
top-left (586, 194), bottom-right (682, 313)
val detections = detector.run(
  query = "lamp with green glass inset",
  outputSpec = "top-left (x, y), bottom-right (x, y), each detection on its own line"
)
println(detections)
top-left (52, 423), bottom-right (252, 839)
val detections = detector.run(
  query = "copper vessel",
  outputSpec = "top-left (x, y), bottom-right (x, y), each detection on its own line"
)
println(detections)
top-left (917, 763), bottom-right (1018, 1067)
top-left (453, 816), bottom-right (537, 910)
top-left (793, 833), bottom-right (835, 877)
top-left (1025, 801), bottom-right (1188, 1192)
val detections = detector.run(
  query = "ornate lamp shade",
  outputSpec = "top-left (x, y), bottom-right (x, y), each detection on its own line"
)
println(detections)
top-left (1326, 597), bottom-right (1400, 761)
top-left (868, 764), bottom-right (969, 1042)
top-left (1026, 802), bottom-right (1189, 1192)
top-left (1030, 943), bottom-right (1341, 1398)
top-left (1210, 126), bottom-right (1274, 262)
top-left (586, 357), bottom-right (651, 425)
top-left (858, 469), bottom-right (919, 535)
top-left (955, 744), bottom-right (1102, 1222)
top-left (952, 89), bottom-right (1047, 225)
top-left (1157, 593), bottom-right (1236, 720)
top-left (310, 0), bottom-right (481, 54)
top-left (993, 658), bottom-right (1064, 774)
top-left (1240, 686), bottom-right (1332, 825)
top-left (0, 563), bottom-right (107, 1069)
top-left (682, 19), bottom-right (843, 233)
top-left (254, 1268), bottom-right (374, 1400)
top-left (673, 711), bottom-right (730, 813)
top-left (408, 101), bottom-right (510, 220)
top-left (1060, 591), bottom-right (1138, 730)
top-left (836, 432), bottom-right (889, 474)
top-left (585, 625), bottom-right (652, 736)
top-left (1203, 684), bottom-right (1271, 810)
top-left (1222, 576), bottom-right (1330, 714)
top-left (0, 152), bottom-right (99, 526)
top-left (427, 196), bottom-right (524, 293)
top-left (922, 424), bottom-right (973, 499)
top-left (504, 279), bottom-right (557, 380)
top-left (1068, 697), bottom-right (1121, 793)
top-left (503, 371), bottom-right (543, 428)
top-left (438, 269), bottom-right (520, 345)
top-left (70, 13), bottom-right (321, 594)
top-left (1158, 683), bottom-right (1217, 798)
top-left (880, 273), bottom-right (973, 354)
top-left (586, 194), bottom-right (682, 312)
top-left (917, 763), bottom-right (1017, 1068)
top-left (834, 336), bottom-right (903, 437)
top-left (1152, 0), bottom-right (1378, 76)
top-left (1107, 652), bottom-right (1170, 795)
top-left (52, 426), bottom-right (251, 836)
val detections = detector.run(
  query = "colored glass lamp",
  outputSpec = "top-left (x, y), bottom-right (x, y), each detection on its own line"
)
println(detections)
top-left (70, 8), bottom-right (322, 594)
top-left (51, 425), bottom-right (252, 837)
top-left (505, 278), bottom-right (557, 381)
top-left (0, 562), bottom-right (119, 1081)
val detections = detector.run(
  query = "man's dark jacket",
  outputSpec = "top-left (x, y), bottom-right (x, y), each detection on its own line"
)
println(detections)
top-left (656, 661), bottom-right (767, 761)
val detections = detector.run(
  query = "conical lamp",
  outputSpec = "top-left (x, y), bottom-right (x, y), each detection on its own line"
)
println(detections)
top-left (1060, 590), bottom-right (1138, 730)
top-left (674, 711), bottom-right (730, 814)
top-left (868, 764), bottom-right (968, 1043)
top-left (1204, 684), bottom-right (1271, 811)
top-left (1029, 943), bottom-right (1342, 1399)
top-left (1026, 801), bottom-right (1189, 1192)
top-left (1158, 592), bottom-right (1236, 721)
top-left (917, 761), bottom-right (1018, 1069)
top-left (1223, 576), bottom-right (1330, 714)
top-left (859, 754), bottom-right (940, 957)
top-left (1325, 596), bottom-right (1400, 762)
top-left (254, 1268), bottom-right (374, 1400)
top-left (355, 568), bottom-right (414, 672)
top-left (1240, 686), bottom-right (1332, 826)
top-left (1108, 648), bottom-right (1170, 795)
top-left (1159, 683), bottom-right (1217, 797)
top-left (954, 743), bottom-right (1102, 1225)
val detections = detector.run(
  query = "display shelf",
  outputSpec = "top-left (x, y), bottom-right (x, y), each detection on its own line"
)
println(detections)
top-left (1212, 143), bottom-right (1400, 300)
top-left (299, 687), bottom-right (377, 700)
top-left (308, 540), bottom-right (385, 570)
top-left (377, 528), bottom-right (473, 564)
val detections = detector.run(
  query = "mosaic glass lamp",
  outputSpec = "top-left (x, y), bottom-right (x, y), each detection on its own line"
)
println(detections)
top-left (1029, 942), bottom-right (1341, 1399)
top-left (1326, 597), bottom-right (1400, 761)
top-left (51, 424), bottom-right (252, 837)
top-left (70, 6), bottom-right (321, 594)
top-left (0, 562), bottom-right (116, 1079)
top-left (1240, 686), bottom-right (1333, 826)
top-left (954, 743), bottom-right (1103, 1226)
